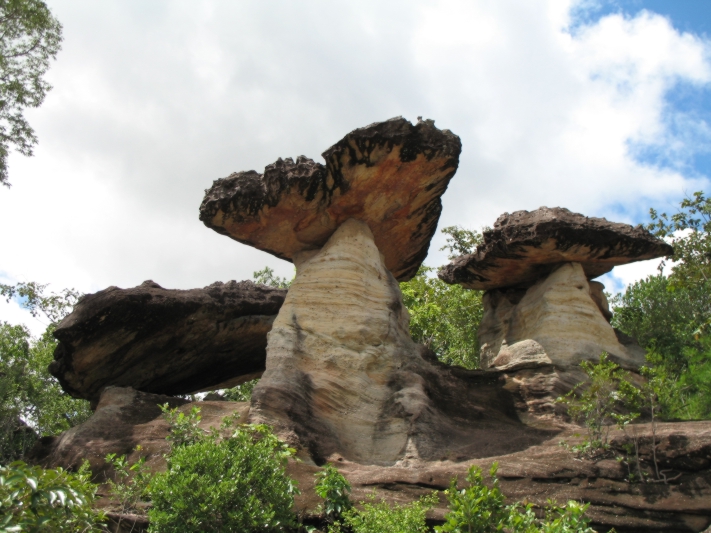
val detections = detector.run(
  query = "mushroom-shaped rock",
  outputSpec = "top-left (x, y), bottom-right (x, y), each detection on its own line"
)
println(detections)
top-left (199, 119), bottom-right (552, 464)
top-left (200, 117), bottom-right (461, 282)
top-left (437, 208), bottom-right (669, 421)
top-left (438, 207), bottom-right (673, 290)
top-left (49, 280), bottom-right (286, 404)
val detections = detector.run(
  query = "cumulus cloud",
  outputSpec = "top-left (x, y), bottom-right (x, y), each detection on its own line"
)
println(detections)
top-left (0, 0), bottom-right (709, 328)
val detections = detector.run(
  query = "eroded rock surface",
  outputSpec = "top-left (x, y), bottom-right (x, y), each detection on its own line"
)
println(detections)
top-left (200, 117), bottom-right (461, 281)
top-left (249, 219), bottom-right (545, 464)
top-left (50, 280), bottom-right (285, 403)
top-left (31, 387), bottom-right (711, 533)
top-left (475, 263), bottom-right (647, 425)
top-left (479, 263), bottom-right (646, 372)
top-left (438, 207), bottom-right (673, 290)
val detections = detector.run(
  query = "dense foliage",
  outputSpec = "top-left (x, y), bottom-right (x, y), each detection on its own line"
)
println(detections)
top-left (0, 0), bottom-right (63, 187)
top-left (148, 408), bottom-right (298, 533)
top-left (0, 460), bottom-right (104, 532)
top-left (436, 464), bottom-right (595, 533)
top-left (400, 226), bottom-right (484, 369)
top-left (330, 493), bottom-right (437, 533)
top-left (612, 191), bottom-right (711, 420)
top-left (0, 283), bottom-right (90, 462)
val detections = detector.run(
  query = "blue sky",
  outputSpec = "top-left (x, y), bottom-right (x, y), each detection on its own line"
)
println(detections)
top-left (580, 0), bottom-right (711, 193)
top-left (1, 0), bottom-right (710, 331)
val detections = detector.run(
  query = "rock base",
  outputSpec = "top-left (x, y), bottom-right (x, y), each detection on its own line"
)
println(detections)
top-left (30, 388), bottom-right (711, 533)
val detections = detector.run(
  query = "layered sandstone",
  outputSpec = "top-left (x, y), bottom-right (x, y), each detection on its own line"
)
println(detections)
top-left (438, 207), bottom-right (673, 290)
top-left (200, 117), bottom-right (461, 281)
top-left (249, 219), bottom-right (542, 464)
top-left (50, 280), bottom-right (285, 403)
top-left (479, 262), bottom-right (646, 371)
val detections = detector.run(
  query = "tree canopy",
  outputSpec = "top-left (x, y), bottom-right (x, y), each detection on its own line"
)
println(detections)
top-left (0, 0), bottom-right (62, 187)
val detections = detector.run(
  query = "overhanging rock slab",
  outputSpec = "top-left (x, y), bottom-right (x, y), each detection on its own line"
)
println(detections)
top-left (50, 280), bottom-right (285, 403)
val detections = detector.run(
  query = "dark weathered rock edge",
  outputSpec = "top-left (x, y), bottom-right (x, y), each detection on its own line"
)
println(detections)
top-left (199, 117), bottom-right (462, 281)
top-left (50, 280), bottom-right (286, 402)
top-left (439, 207), bottom-right (673, 290)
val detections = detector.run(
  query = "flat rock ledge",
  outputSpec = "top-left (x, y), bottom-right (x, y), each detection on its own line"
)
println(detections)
top-left (438, 207), bottom-right (673, 290)
top-left (50, 280), bottom-right (286, 403)
top-left (29, 388), bottom-right (711, 533)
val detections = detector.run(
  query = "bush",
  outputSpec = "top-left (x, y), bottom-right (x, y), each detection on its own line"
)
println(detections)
top-left (436, 463), bottom-right (596, 533)
top-left (315, 464), bottom-right (352, 522)
top-left (0, 460), bottom-right (105, 532)
top-left (557, 353), bottom-right (639, 454)
top-left (331, 492), bottom-right (437, 533)
top-left (148, 422), bottom-right (298, 533)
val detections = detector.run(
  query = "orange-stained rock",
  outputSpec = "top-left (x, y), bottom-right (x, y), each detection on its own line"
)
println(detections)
top-left (199, 117), bottom-right (461, 281)
top-left (438, 206), bottom-right (672, 290)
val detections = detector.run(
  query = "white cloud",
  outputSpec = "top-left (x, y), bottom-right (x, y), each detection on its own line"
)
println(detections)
top-left (0, 0), bottom-right (709, 329)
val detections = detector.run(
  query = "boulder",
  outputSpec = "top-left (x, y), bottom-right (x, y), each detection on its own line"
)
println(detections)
top-left (50, 280), bottom-right (285, 403)
top-left (438, 207), bottom-right (673, 290)
top-left (200, 117), bottom-right (461, 282)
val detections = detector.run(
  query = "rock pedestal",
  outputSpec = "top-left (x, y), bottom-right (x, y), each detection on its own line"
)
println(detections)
top-left (479, 262), bottom-right (645, 371)
top-left (250, 219), bottom-right (432, 463)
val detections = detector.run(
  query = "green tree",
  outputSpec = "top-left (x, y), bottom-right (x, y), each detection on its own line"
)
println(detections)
top-left (0, 460), bottom-right (105, 532)
top-left (0, 0), bottom-right (62, 187)
top-left (400, 267), bottom-right (483, 368)
top-left (611, 191), bottom-right (711, 420)
top-left (253, 266), bottom-right (292, 289)
top-left (399, 226), bottom-right (484, 369)
top-left (0, 282), bottom-right (90, 461)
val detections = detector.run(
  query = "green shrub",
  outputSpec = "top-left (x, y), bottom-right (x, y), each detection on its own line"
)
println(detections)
top-left (436, 464), bottom-right (597, 533)
top-left (148, 422), bottom-right (298, 533)
top-left (436, 463), bottom-right (507, 533)
top-left (557, 353), bottom-right (639, 454)
top-left (222, 378), bottom-right (259, 402)
top-left (104, 445), bottom-right (152, 516)
top-left (315, 464), bottom-right (352, 522)
top-left (0, 460), bottom-right (105, 532)
top-left (330, 492), bottom-right (437, 533)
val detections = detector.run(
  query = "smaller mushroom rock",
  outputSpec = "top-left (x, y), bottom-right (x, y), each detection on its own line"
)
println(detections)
top-left (199, 117), bottom-right (461, 282)
top-left (438, 207), bottom-right (673, 290)
top-left (49, 280), bottom-right (286, 403)
top-left (478, 262), bottom-right (645, 372)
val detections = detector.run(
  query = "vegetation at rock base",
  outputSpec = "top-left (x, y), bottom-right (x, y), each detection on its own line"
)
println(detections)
top-left (0, 460), bottom-right (105, 532)
top-left (0, 0), bottom-right (63, 187)
top-left (148, 406), bottom-right (298, 533)
top-left (314, 463), bottom-right (352, 523)
top-left (557, 353), bottom-right (641, 455)
top-left (328, 492), bottom-right (438, 533)
top-left (0, 282), bottom-right (90, 462)
top-left (436, 464), bottom-right (596, 533)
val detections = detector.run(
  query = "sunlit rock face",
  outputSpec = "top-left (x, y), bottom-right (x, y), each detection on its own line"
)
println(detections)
top-left (249, 219), bottom-right (426, 464)
top-left (479, 262), bottom-right (645, 371)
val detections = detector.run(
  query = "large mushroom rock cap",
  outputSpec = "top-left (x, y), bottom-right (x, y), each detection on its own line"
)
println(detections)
top-left (199, 117), bottom-right (461, 281)
top-left (49, 280), bottom-right (286, 403)
top-left (438, 207), bottom-right (673, 290)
